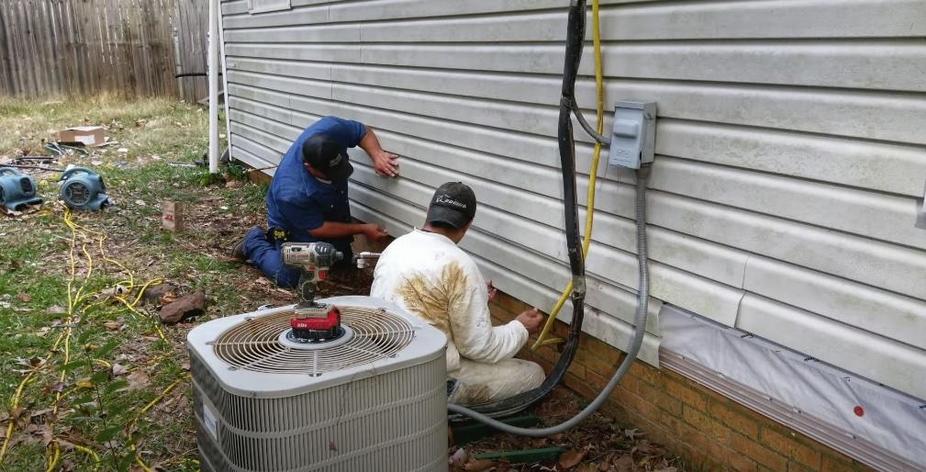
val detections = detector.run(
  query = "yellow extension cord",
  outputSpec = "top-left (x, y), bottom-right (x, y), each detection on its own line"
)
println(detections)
top-left (533, 0), bottom-right (606, 350)
top-left (0, 208), bottom-right (170, 471)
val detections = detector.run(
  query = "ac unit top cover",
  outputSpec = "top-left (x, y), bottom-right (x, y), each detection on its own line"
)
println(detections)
top-left (187, 296), bottom-right (447, 398)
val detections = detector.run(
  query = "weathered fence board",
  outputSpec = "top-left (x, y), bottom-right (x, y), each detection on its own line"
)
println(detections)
top-left (175, 0), bottom-right (210, 102)
top-left (0, 0), bottom-right (211, 100)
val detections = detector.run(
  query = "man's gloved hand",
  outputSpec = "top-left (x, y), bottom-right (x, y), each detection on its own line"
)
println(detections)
top-left (515, 308), bottom-right (544, 335)
top-left (371, 150), bottom-right (400, 178)
top-left (362, 223), bottom-right (389, 242)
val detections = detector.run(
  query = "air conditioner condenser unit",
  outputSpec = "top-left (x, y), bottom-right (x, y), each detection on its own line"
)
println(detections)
top-left (188, 296), bottom-right (449, 471)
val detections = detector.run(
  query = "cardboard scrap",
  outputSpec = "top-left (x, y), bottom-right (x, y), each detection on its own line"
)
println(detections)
top-left (56, 126), bottom-right (105, 147)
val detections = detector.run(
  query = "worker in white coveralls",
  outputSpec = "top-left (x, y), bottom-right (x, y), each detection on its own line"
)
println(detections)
top-left (370, 182), bottom-right (546, 405)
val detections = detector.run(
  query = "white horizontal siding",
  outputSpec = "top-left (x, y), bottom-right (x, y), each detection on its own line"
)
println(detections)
top-left (227, 41), bottom-right (926, 93)
top-left (224, 0), bottom-right (926, 39)
top-left (228, 87), bottom-right (926, 300)
top-left (221, 0), bottom-right (926, 399)
top-left (224, 56), bottom-right (926, 146)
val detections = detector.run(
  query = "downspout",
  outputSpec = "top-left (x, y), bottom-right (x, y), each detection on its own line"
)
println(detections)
top-left (217, 2), bottom-right (233, 162)
top-left (207, 0), bottom-right (219, 174)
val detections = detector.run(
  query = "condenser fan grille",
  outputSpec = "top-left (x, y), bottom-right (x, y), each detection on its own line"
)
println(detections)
top-left (212, 306), bottom-right (415, 375)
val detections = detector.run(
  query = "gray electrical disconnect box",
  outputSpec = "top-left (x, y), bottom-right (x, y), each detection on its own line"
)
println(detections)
top-left (608, 101), bottom-right (657, 169)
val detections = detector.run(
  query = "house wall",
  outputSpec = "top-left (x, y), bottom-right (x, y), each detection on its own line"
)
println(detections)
top-left (220, 0), bottom-right (926, 401)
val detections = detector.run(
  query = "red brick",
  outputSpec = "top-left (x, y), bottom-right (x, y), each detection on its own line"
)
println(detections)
top-left (532, 346), bottom-right (559, 365)
top-left (629, 361), bottom-right (664, 387)
top-left (584, 368), bottom-right (610, 391)
top-left (566, 361), bottom-right (586, 380)
top-left (616, 387), bottom-right (661, 421)
top-left (730, 434), bottom-right (788, 472)
top-left (614, 369), bottom-right (641, 395)
top-left (790, 442), bottom-right (823, 470)
top-left (636, 381), bottom-right (683, 416)
top-left (787, 461), bottom-right (817, 472)
top-left (760, 427), bottom-right (821, 470)
top-left (681, 405), bottom-right (730, 441)
top-left (820, 453), bottom-right (871, 472)
top-left (709, 399), bottom-right (760, 439)
top-left (582, 350), bottom-right (622, 375)
top-left (666, 377), bottom-right (708, 412)
top-left (726, 449), bottom-right (759, 472)
top-left (667, 414), bottom-right (729, 469)
top-left (563, 372), bottom-right (595, 399)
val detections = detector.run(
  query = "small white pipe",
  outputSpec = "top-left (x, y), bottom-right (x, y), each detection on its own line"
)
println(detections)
top-left (217, 3), bottom-right (232, 161)
top-left (207, 0), bottom-right (220, 174)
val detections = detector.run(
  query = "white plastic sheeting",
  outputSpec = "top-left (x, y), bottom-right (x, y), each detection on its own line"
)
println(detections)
top-left (660, 305), bottom-right (926, 471)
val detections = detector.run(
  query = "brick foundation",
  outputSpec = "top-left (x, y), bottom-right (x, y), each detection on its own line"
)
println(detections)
top-left (488, 291), bottom-right (873, 472)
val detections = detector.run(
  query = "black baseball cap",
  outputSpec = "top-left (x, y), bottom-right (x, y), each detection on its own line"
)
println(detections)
top-left (425, 182), bottom-right (477, 229)
top-left (302, 134), bottom-right (354, 181)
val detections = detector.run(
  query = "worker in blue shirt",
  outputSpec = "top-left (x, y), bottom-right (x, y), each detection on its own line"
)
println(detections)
top-left (232, 116), bottom-right (396, 287)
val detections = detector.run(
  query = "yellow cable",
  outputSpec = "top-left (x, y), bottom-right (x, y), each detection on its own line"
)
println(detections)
top-left (129, 375), bottom-right (188, 472)
top-left (533, 0), bottom-right (606, 350)
top-left (139, 376), bottom-right (187, 417)
top-left (5, 208), bottom-right (160, 467)
top-left (115, 278), bottom-right (166, 341)
top-left (45, 443), bottom-right (60, 472)
top-left (70, 442), bottom-right (101, 463)
top-left (0, 332), bottom-right (65, 463)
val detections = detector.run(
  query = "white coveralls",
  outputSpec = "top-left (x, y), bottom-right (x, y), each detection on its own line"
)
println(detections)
top-left (370, 229), bottom-right (545, 405)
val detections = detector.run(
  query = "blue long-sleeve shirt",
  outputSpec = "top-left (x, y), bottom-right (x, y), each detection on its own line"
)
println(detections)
top-left (266, 116), bottom-right (366, 255)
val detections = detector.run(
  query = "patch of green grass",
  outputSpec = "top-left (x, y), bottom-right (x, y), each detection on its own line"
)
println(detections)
top-left (0, 95), bottom-right (269, 471)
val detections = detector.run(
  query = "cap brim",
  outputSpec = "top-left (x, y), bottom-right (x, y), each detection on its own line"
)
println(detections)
top-left (425, 206), bottom-right (469, 229)
top-left (326, 155), bottom-right (354, 181)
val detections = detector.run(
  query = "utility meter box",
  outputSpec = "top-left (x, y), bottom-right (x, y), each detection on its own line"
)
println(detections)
top-left (609, 101), bottom-right (656, 169)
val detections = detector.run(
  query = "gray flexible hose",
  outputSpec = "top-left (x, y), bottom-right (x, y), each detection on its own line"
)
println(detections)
top-left (572, 100), bottom-right (611, 146)
top-left (447, 166), bottom-right (651, 436)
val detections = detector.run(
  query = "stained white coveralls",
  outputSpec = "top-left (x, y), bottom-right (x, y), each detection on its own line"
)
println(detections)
top-left (370, 229), bottom-right (545, 405)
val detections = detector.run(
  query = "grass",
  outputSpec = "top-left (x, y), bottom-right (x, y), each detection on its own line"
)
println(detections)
top-left (0, 95), bottom-right (280, 470)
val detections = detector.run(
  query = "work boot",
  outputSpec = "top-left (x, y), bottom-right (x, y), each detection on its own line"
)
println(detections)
top-left (229, 226), bottom-right (261, 261)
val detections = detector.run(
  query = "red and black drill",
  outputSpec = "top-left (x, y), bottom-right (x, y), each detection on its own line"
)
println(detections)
top-left (281, 242), bottom-right (345, 343)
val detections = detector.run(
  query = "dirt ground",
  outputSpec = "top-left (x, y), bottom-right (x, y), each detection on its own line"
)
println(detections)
top-left (0, 96), bottom-right (682, 471)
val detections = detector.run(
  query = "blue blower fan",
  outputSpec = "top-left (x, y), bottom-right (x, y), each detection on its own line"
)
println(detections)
top-left (59, 167), bottom-right (110, 211)
top-left (0, 167), bottom-right (43, 212)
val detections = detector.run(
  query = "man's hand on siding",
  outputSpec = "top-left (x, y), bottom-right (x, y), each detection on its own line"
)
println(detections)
top-left (371, 149), bottom-right (399, 178)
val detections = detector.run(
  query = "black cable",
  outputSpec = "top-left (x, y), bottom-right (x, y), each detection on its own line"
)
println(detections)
top-left (448, 0), bottom-right (590, 420)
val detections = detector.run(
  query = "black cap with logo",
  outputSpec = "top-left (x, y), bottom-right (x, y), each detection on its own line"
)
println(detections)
top-left (425, 182), bottom-right (477, 229)
top-left (302, 135), bottom-right (354, 181)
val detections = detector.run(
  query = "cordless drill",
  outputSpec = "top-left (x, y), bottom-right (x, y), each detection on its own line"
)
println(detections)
top-left (281, 242), bottom-right (345, 343)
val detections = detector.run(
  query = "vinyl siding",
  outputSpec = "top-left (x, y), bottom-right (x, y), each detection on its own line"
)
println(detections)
top-left (220, 0), bottom-right (926, 399)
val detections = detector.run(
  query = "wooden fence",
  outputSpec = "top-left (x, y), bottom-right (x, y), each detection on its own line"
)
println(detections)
top-left (0, 0), bottom-right (211, 101)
